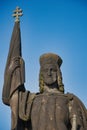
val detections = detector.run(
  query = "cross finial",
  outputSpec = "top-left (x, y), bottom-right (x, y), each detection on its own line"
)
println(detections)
top-left (12, 6), bottom-right (23, 22)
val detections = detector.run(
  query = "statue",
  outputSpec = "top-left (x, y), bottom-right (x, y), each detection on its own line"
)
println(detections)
top-left (2, 7), bottom-right (87, 130)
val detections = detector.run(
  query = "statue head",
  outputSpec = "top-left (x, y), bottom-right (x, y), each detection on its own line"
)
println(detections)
top-left (39, 53), bottom-right (64, 93)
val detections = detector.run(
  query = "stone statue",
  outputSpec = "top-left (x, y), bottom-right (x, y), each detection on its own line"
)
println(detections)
top-left (2, 7), bottom-right (87, 130)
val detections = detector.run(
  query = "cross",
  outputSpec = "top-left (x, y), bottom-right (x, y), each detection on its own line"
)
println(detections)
top-left (12, 6), bottom-right (23, 22)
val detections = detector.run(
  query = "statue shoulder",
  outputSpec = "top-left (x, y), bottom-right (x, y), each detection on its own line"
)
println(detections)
top-left (66, 92), bottom-right (87, 129)
top-left (66, 92), bottom-right (86, 108)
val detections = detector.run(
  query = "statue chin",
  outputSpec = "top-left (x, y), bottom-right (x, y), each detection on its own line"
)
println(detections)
top-left (44, 80), bottom-right (58, 88)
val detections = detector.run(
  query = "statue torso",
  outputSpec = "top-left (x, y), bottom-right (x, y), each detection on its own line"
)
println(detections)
top-left (31, 93), bottom-right (70, 130)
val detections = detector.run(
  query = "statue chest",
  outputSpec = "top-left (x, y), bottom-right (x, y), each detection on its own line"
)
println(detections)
top-left (31, 93), bottom-right (69, 130)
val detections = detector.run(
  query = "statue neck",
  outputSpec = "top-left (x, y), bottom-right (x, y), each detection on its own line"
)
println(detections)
top-left (43, 83), bottom-right (62, 94)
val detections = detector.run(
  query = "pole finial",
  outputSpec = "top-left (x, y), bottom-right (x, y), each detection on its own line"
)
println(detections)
top-left (12, 6), bottom-right (23, 22)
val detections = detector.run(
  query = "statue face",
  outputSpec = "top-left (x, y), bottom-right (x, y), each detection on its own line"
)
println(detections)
top-left (41, 64), bottom-right (57, 85)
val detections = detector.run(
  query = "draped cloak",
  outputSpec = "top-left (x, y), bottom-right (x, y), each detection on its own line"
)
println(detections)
top-left (18, 91), bottom-right (87, 130)
top-left (18, 92), bottom-right (70, 130)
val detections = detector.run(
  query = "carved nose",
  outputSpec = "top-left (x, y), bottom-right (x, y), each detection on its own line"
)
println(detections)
top-left (47, 69), bottom-right (51, 76)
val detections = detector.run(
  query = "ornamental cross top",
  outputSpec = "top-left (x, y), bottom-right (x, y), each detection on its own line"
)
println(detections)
top-left (12, 6), bottom-right (23, 22)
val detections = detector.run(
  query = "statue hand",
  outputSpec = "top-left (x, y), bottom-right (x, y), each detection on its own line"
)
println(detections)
top-left (8, 57), bottom-right (21, 73)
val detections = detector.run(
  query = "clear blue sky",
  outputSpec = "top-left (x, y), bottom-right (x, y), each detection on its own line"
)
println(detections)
top-left (0, 0), bottom-right (87, 129)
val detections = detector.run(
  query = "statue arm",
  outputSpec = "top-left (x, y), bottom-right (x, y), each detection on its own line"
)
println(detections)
top-left (2, 56), bottom-right (32, 129)
top-left (68, 94), bottom-right (87, 130)
top-left (70, 113), bottom-right (84, 130)
top-left (2, 56), bottom-right (25, 105)
top-left (10, 90), bottom-right (19, 129)
top-left (2, 57), bottom-right (19, 105)
top-left (10, 90), bottom-right (34, 130)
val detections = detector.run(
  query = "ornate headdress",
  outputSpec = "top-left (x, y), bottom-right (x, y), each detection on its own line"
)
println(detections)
top-left (40, 53), bottom-right (62, 68)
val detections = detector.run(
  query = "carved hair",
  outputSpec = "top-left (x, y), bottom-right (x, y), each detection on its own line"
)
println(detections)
top-left (39, 66), bottom-right (64, 93)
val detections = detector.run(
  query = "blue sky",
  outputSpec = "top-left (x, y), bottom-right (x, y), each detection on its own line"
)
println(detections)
top-left (0, 0), bottom-right (87, 129)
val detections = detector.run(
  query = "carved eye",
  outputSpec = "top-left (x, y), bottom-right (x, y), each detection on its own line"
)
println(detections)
top-left (44, 69), bottom-right (48, 72)
top-left (51, 68), bottom-right (57, 72)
